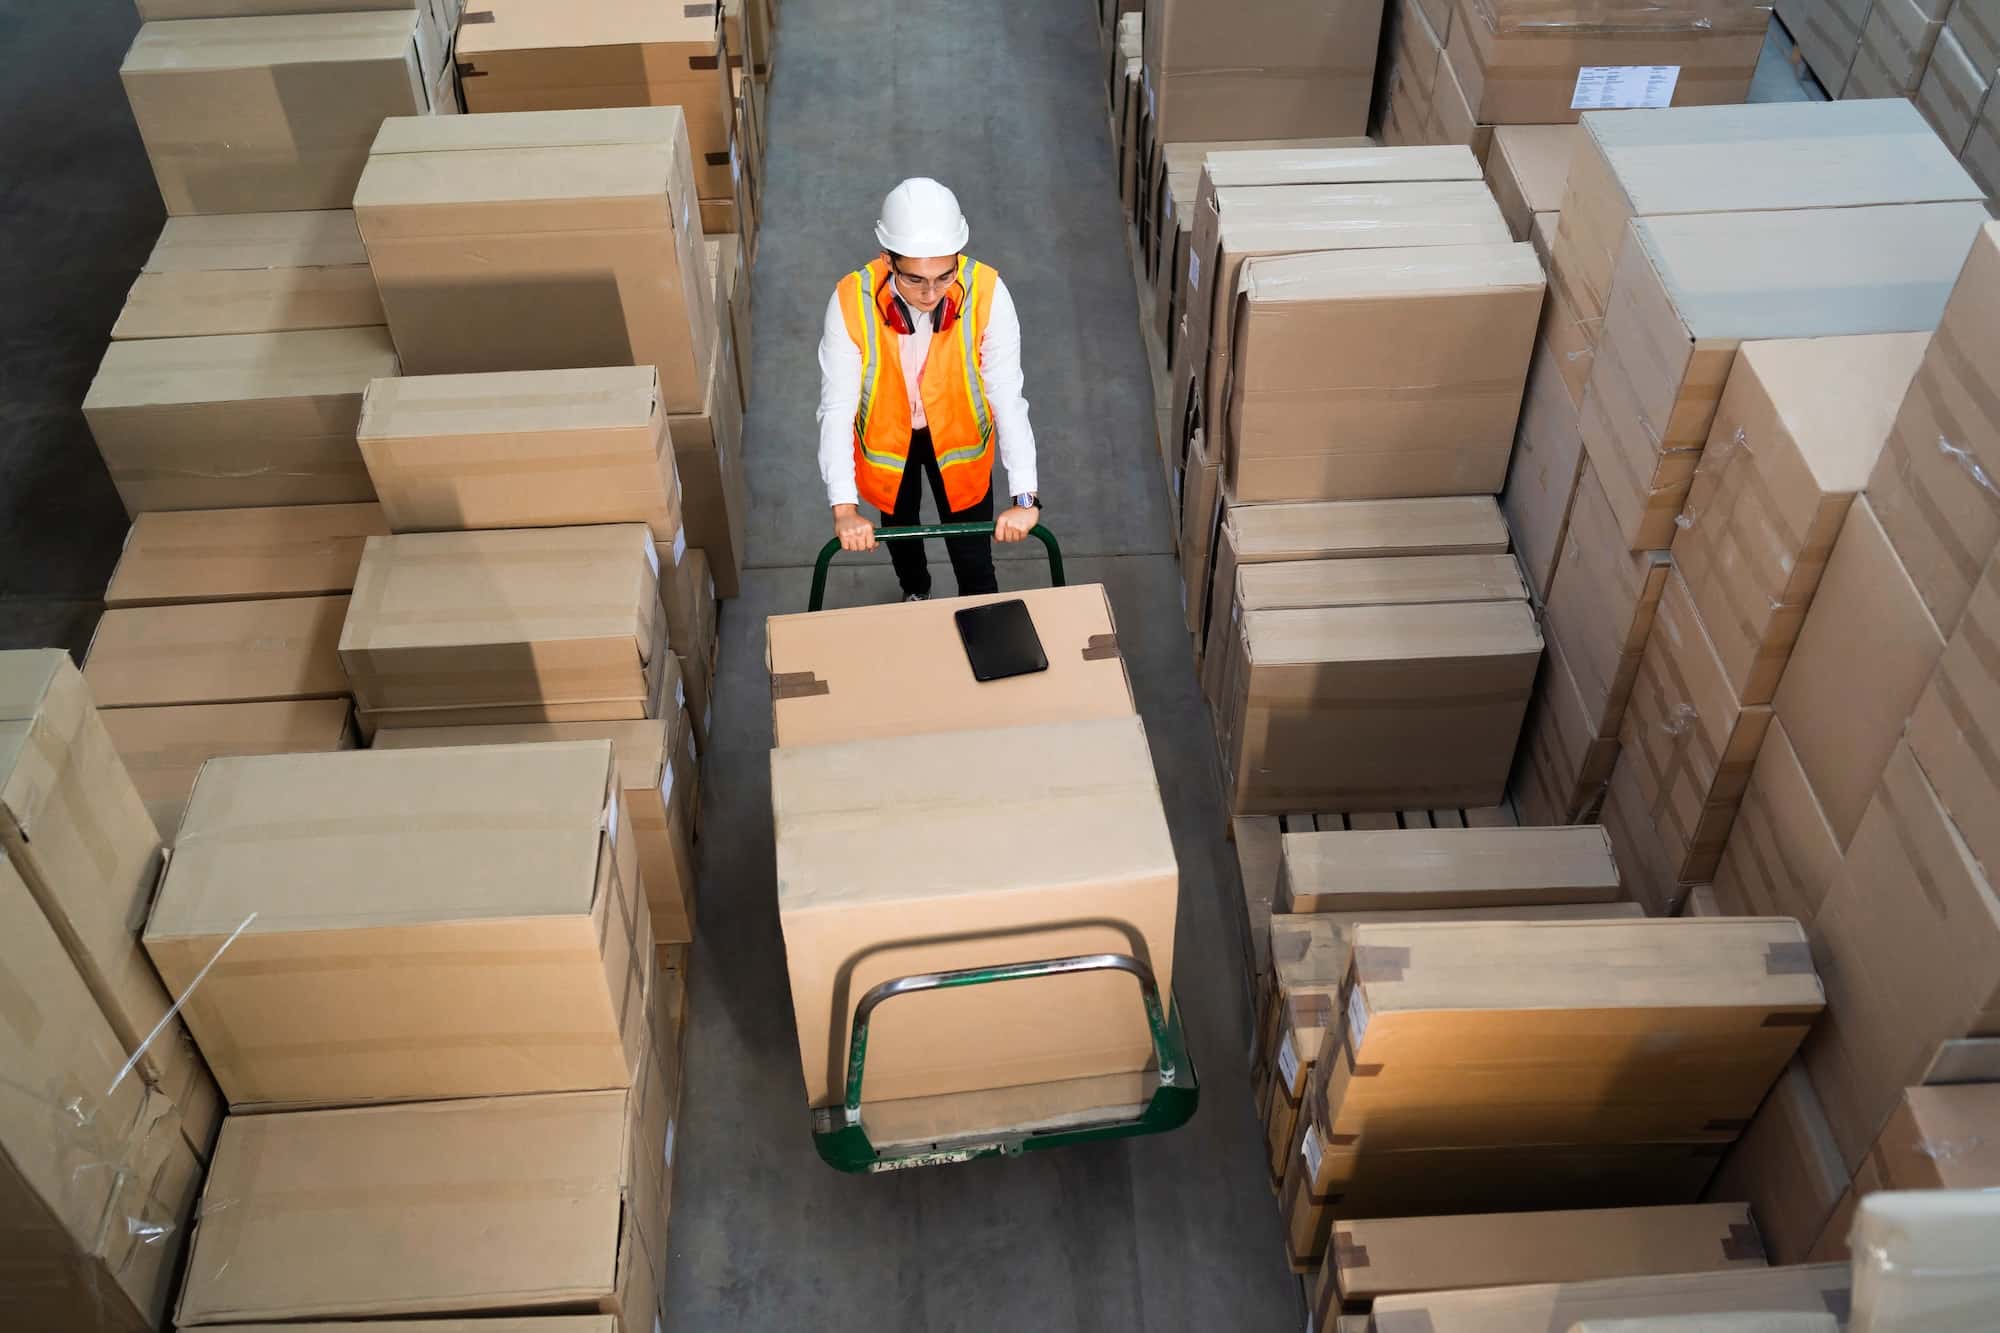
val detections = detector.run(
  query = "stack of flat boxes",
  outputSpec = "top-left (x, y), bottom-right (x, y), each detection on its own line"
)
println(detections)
top-left (765, 588), bottom-right (1184, 1146)
top-left (1373, 0), bottom-right (1771, 161)
top-left (1839, 0), bottom-right (2000, 199)
top-left (1502, 101), bottom-right (1986, 859)
top-left (2, 650), bottom-right (223, 1333)
top-left (141, 739), bottom-right (688, 1331)
top-left (1688, 223), bottom-right (2000, 1264)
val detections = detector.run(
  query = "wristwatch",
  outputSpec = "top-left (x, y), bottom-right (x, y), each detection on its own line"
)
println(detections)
top-left (1013, 492), bottom-right (1041, 512)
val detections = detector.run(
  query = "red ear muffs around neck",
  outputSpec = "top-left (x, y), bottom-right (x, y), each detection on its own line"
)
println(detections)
top-left (880, 271), bottom-right (962, 336)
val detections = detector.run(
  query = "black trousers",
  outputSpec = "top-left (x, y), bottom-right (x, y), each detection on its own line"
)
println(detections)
top-left (880, 427), bottom-right (998, 598)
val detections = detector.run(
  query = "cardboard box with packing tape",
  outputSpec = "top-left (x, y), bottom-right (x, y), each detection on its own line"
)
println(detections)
top-left (1140, 0), bottom-right (1383, 143)
top-left (103, 503), bottom-right (388, 608)
top-left (84, 596), bottom-right (352, 711)
top-left (357, 365), bottom-right (685, 543)
top-left (338, 524), bottom-right (666, 731)
top-left (111, 211), bottom-right (383, 341)
top-left (143, 739), bottom-right (655, 1109)
top-left (101, 700), bottom-right (356, 843)
top-left (765, 584), bottom-right (1136, 749)
top-left (1368, 1263), bottom-right (1853, 1332)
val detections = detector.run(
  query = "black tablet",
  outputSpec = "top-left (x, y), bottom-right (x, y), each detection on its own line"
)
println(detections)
top-left (954, 599), bottom-right (1050, 682)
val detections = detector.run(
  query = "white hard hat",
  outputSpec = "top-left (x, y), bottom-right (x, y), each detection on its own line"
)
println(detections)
top-left (875, 177), bottom-right (969, 258)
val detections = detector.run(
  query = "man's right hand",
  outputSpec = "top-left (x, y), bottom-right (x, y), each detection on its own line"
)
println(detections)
top-left (833, 504), bottom-right (877, 552)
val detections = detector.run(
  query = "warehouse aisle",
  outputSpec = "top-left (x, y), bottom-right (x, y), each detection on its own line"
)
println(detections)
top-left (663, 0), bottom-right (1301, 1327)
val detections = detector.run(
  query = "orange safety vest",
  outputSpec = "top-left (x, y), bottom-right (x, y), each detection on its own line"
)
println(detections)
top-left (836, 254), bottom-right (999, 513)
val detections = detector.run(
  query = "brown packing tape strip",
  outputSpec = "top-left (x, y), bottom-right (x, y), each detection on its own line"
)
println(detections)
top-left (1352, 945), bottom-right (1409, 984)
top-left (1332, 1230), bottom-right (1369, 1270)
top-left (689, 54), bottom-right (721, 70)
top-left (685, 2), bottom-right (718, 13)
top-left (770, 671), bottom-right (829, 701)
top-left (456, 62), bottom-right (488, 77)
top-left (1762, 1010), bottom-right (1818, 1028)
top-left (1932, 624), bottom-right (2000, 799)
top-left (1721, 1220), bottom-right (1767, 1262)
top-left (461, 9), bottom-right (494, 20)
top-left (705, 151), bottom-right (732, 167)
top-left (1082, 633), bottom-right (1120, 662)
top-left (1373, 1312), bottom-right (1438, 1333)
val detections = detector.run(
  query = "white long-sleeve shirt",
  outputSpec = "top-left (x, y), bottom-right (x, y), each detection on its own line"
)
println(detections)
top-left (815, 272), bottom-right (1038, 509)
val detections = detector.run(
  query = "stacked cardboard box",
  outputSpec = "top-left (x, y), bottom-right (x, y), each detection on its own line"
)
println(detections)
top-left (1844, 1189), bottom-right (2000, 1328)
top-left (110, 211), bottom-right (384, 340)
top-left (120, 11), bottom-right (451, 216)
top-left (1140, 0), bottom-right (1386, 145)
top-left (1308, 1203), bottom-right (1767, 1327)
top-left (1842, 0), bottom-right (2000, 195)
top-left (141, 740), bottom-right (684, 1331)
top-left (451, 1), bottom-right (742, 236)
top-left (1778, 0), bottom-right (1873, 93)
top-left (1369, 1263), bottom-right (1853, 1330)
top-left (338, 524), bottom-right (667, 733)
top-left (765, 586), bottom-right (1187, 1146)
top-left (1, 649), bottom-right (227, 1332)
top-left (1275, 917), bottom-right (1823, 1269)
top-left (1112, 13), bottom-right (1145, 220)
top-left (1807, 1083), bottom-right (2000, 1261)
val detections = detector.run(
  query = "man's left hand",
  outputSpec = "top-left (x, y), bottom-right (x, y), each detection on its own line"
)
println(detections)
top-left (995, 505), bottom-right (1039, 543)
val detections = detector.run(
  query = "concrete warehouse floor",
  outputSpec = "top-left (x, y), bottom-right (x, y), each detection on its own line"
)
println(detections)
top-left (0, 2), bottom-right (1812, 1328)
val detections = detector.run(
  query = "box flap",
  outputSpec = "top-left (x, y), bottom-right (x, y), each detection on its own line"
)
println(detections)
top-left (1245, 599), bottom-right (1542, 667)
top-left (1583, 100), bottom-right (1980, 216)
top-left (1730, 334), bottom-right (1929, 492)
top-left (1203, 145), bottom-right (1481, 188)
top-left (340, 526), bottom-right (656, 653)
top-left (146, 739), bottom-right (613, 938)
top-left (1238, 554), bottom-right (1528, 611)
top-left (373, 718), bottom-right (670, 790)
top-left (143, 211), bottom-right (369, 273)
top-left (368, 104), bottom-right (686, 155)
top-left (772, 717), bottom-right (1175, 912)
top-left (177, 1091), bottom-right (629, 1323)
top-left (1633, 202), bottom-right (1991, 342)
top-left (122, 10), bottom-right (419, 73)
top-left (83, 327), bottom-right (397, 411)
top-left (359, 366), bottom-right (660, 441)
top-left (1240, 242), bottom-right (1543, 302)
top-left (1230, 496), bottom-right (1511, 559)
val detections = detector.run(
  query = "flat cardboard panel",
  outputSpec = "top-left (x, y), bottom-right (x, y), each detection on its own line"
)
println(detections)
top-left (1553, 100), bottom-right (1980, 333)
top-left (1773, 497), bottom-right (1944, 848)
top-left (1711, 718), bottom-right (1842, 929)
top-left (1279, 825), bottom-right (1620, 912)
top-left (121, 12), bottom-right (430, 215)
top-left (1866, 224), bottom-right (2000, 634)
top-left (1801, 742), bottom-right (2000, 1169)
top-left (143, 741), bottom-right (652, 1108)
top-left (1542, 456), bottom-right (1673, 738)
top-left (83, 595), bottom-right (351, 708)
top-left (83, 327), bottom-right (397, 516)
top-left (1225, 243), bottom-right (1542, 502)
top-left (773, 717), bottom-right (1177, 1107)
top-left (1705, 1059), bottom-right (1851, 1266)
top-left (0, 856), bottom-right (203, 1333)
top-left (339, 525), bottom-right (659, 713)
top-left (1485, 125), bottom-right (1577, 241)
top-left (98, 699), bottom-right (354, 841)
top-left (766, 584), bottom-right (1134, 748)
top-left (1326, 918), bottom-right (1822, 1151)
top-left (358, 366), bottom-right (682, 540)
top-left (1237, 554), bottom-right (1527, 613)
top-left (354, 107), bottom-right (714, 413)
top-left (1908, 550), bottom-right (2000, 883)
top-left (1218, 598), bottom-right (1541, 814)
top-left (113, 210), bottom-right (382, 338)
top-left (1368, 1263), bottom-right (1852, 1332)
top-left (1580, 202), bottom-right (1989, 551)
top-left (175, 1090), bottom-right (658, 1327)
top-left (1501, 332), bottom-right (1586, 601)
top-left (103, 503), bottom-right (388, 606)
top-left (1675, 334), bottom-right (1929, 704)
top-left (1327, 1203), bottom-right (1761, 1308)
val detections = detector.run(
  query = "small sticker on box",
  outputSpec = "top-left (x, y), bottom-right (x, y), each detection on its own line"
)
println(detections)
top-left (1276, 1031), bottom-right (1301, 1094)
top-left (644, 539), bottom-right (661, 579)
top-left (1570, 64), bottom-right (1679, 110)
top-left (1188, 249), bottom-right (1200, 290)
top-left (1346, 985), bottom-right (1371, 1048)
top-left (1306, 1315), bottom-right (1314, 1333)
top-left (731, 144), bottom-right (741, 184)
top-left (673, 528), bottom-right (688, 565)
top-left (1301, 1123), bottom-right (1323, 1179)
top-left (675, 676), bottom-right (687, 710)
top-left (664, 1118), bottom-right (677, 1169)
top-left (659, 760), bottom-right (675, 805)
top-left (604, 790), bottom-right (621, 847)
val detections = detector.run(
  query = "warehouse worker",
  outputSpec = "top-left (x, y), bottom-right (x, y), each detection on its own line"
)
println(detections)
top-left (817, 177), bottom-right (1040, 601)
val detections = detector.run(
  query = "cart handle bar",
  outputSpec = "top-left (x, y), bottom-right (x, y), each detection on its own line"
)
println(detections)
top-left (809, 521), bottom-right (1064, 612)
top-left (839, 952), bottom-right (1173, 1127)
